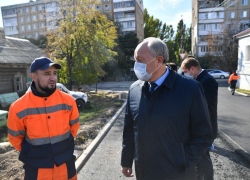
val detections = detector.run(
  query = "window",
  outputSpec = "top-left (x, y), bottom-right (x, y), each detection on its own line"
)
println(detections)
top-left (40, 23), bottom-right (44, 27)
top-left (32, 6), bottom-right (36, 11)
top-left (3, 18), bottom-right (18, 26)
top-left (229, 12), bottom-right (235, 18)
top-left (105, 5), bottom-right (110, 11)
top-left (34, 24), bottom-right (37, 29)
top-left (27, 34), bottom-right (31, 38)
top-left (96, 5), bottom-right (101, 11)
top-left (199, 1), bottom-right (210, 8)
top-left (26, 16), bottom-right (30, 21)
top-left (20, 17), bottom-right (24, 22)
top-left (241, 11), bottom-right (247, 17)
top-left (34, 33), bottom-right (38, 38)
top-left (39, 14), bottom-right (43, 19)
top-left (126, 13), bottom-right (135, 17)
top-left (213, 1), bottom-right (219, 7)
top-left (5, 26), bottom-right (18, 31)
top-left (33, 15), bottom-right (36, 20)
top-left (2, 9), bottom-right (16, 16)
top-left (246, 46), bottom-right (250, 61)
top-left (201, 46), bottom-right (208, 52)
top-left (103, 0), bottom-right (110, 1)
top-left (39, 5), bottom-right (43, 11)
top-left (45, 3), bottom-right (53, 9)
top-left (19, 9), bottom-right (23, 13)
top-left (21, 26), bottom-right (24, 31)
top-left (16, 76), bottom-right (23, 92)
top-left (229, 1), bottom-right (235, 6)
top-left (26, 7), bottom-right (29, 13)
top-left (242, 0), bottom-right (248, 5)
top-left (27, 25), bottom-right (31, 30)
top-left (21, 35), bottom-right (25, 38)
top-left (121, 21), bottom-right (135, 28)
top-left (114, 12), bottom-right (124, 18)
top-left (199, 35), bottom-right (209, 42)
top-left (114, 1), bottom-right (134, 8)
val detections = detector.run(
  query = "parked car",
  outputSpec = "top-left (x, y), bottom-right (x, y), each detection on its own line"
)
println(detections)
top-left (208, 70), bottom-right (230, 79)
top-left (206, 69), bottom-right (220, 73)
top-left (26, 83), bottom-right (89, 109)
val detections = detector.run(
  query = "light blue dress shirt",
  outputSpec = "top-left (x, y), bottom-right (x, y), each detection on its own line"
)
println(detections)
top-left (148, 67), bottom-right (169, 92)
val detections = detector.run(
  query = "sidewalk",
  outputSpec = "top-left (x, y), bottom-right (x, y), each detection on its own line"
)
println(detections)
top-left (77, 108), bottom-right (250, 180)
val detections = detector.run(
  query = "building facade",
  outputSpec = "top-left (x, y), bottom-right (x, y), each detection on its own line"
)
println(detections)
top-left (234, 28), bottom-right (250, 90)
top-left (192, 0), bottom-right (250, 58)
top-left (1, 0), bottom-right (144, 41)
top-left (0, 27), bottom-right (45, 96)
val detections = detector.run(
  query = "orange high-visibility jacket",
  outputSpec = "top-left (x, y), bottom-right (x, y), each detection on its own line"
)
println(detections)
top-left (7, 87), bottom-right (79, 168)
top-left (228, 73), bottom-right (239, 84)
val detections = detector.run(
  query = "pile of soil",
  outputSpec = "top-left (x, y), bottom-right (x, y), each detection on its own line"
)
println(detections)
top-left (0, 91), bottom-right (124, 180)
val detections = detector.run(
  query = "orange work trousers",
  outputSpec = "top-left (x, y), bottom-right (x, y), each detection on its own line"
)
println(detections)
top-left (24, 163), bottom-right (77, 180)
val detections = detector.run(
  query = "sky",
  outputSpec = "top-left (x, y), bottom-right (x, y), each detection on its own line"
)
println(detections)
top-left (143, 0), bottom-right (192, 32)
top-left (0, 0), bottom-right (192, 32)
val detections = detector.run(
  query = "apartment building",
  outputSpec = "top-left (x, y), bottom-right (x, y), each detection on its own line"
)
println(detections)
top-left (192, 0), bottom-right (250, 58)
top-left (1, 0), bottom-right (144, 41)
top-left (1, 0), bottom-right (49, 39)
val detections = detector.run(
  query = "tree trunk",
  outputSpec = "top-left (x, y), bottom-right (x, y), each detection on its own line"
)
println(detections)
top-left (68, 63), bottom-right (72, 90)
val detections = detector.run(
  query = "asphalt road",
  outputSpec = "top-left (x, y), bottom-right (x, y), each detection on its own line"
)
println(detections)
top-left (216, 79), bottom-right (250, 153)
top-left (77, 78), bottom-right (250, 179)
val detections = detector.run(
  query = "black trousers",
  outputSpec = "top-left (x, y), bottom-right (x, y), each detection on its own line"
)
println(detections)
top-left (230, 83), bottom-right (236, 90)
top-left (196, 150), bottom-right (214, 180)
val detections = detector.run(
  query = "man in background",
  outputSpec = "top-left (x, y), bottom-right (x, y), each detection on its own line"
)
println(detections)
top-left (181, 57), bottom-right (218, 180)
top-left (228, 70), bottom-right (239, 95)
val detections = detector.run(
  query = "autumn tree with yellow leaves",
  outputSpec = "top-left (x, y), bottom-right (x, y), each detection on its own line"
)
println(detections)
top-left (46, 0), bottom-right (117, 90)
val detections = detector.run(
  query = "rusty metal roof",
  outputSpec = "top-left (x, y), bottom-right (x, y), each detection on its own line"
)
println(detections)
top-left (0, 36), bottom-right (45, 64)
top-left (234, 28), bottom-right (250, 38)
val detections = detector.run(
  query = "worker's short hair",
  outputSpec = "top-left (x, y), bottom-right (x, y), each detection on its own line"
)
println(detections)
top-left (181, 57), bottom-right (201, 70)
top-left (167, 62), bottom-right (177, 72)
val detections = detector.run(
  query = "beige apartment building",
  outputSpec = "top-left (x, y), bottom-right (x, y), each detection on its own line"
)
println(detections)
top-left (192, 0), bottom-right (250, 58)
top-left (1, 0), bottom-right (144, 41)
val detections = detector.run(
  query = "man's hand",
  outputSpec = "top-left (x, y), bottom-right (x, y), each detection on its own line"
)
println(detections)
top-left (121, 166), bottom-right (134, 177)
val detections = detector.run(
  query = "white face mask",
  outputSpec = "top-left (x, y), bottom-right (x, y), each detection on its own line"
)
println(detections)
top-left (134, 57), bottom-right (162, 81)
top-left (184, 69), bottom-right (194, 79)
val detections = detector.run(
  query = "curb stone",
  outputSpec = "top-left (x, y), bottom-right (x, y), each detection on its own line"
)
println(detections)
top-left (227, 87), bottom-right (249, 96)
top-left (75, 100), bottom-right (127, 173)
top-left (218, 129), bottom-right (250, 163)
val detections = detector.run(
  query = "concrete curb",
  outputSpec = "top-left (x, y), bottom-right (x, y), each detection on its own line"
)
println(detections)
top-left (218, 129), bottom-right (250, 163)
top-left (75, 100), bottom-right (127, 173)
top-left (227, 87), bottom-right (249, 96)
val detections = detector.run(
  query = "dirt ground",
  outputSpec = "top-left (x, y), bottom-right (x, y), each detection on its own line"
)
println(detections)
top-left (0, 91), bottom-right (124, 180)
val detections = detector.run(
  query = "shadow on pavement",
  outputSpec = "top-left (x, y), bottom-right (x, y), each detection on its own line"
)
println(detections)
top-left (212, 146), bottom-right (250, 169)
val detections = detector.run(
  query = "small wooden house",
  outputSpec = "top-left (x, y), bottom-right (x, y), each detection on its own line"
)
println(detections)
top-left (0, 28), bottom-right (45, 96)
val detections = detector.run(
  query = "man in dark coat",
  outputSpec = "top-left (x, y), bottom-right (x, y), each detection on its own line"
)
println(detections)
top-left (121, 37), bottom-right (213, 180)
top-left (181, 57), bottom-right (218, 180)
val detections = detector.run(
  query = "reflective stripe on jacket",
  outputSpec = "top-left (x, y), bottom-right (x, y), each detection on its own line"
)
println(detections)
top-left (228, 73), bottom-right (239, 84)
top-left (7, 88), bottom-right (79, 168)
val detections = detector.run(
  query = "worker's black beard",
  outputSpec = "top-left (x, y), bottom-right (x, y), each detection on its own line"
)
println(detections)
top-left (37, 79), bottom-right (56, 96)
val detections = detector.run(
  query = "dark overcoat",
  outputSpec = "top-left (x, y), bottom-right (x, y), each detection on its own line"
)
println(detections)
top-left (196, 70), bottom-right (218, 139)
top-left (121, 69), bottom-right (213, 180)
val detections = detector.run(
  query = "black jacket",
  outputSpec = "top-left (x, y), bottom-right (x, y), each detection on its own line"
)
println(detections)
top-left (121, 69), bottom-right (213, 180)
top-left (196, 70), bottom-right (218, 139)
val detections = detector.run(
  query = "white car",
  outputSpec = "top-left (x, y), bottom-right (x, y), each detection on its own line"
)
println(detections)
top-left (208, 70), bottom-right (230, 79)
top-left (26, 83), bottom-right (89, 109)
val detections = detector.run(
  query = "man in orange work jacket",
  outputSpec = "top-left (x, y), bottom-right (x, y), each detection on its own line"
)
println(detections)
top-left (7, 57), bottom-right (80, 180)
top-left (228, 70), bottom-right (239, 95)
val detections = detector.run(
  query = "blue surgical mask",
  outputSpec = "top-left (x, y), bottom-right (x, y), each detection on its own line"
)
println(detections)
top-left (184, 69), bottom-right (194, 79)
top-left (134, 58), bottom-right (162, 81)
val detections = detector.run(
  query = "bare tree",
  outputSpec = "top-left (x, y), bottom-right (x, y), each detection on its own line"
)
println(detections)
top-left (205, 20), bottom-right (240, 71)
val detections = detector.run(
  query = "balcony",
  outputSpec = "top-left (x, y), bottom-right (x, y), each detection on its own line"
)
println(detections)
top-left (114, 6), bottom-right (135, 12)
top-left (118, 17), bottom-right (135, 22)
